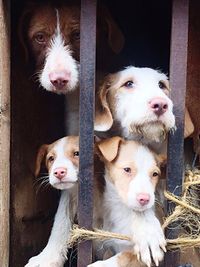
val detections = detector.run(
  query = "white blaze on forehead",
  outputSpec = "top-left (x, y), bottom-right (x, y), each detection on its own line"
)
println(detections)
top-left (127, 145), bottom-right (157, 211)
top-left (39, 9), bottom-right (79, 94)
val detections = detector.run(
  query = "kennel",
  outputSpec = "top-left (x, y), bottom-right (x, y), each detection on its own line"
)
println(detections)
top-left (0, 0), bottom-right (200, 266)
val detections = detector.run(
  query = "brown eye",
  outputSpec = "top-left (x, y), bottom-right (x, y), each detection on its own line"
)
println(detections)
top-left (34, 32), bottom-right (47, 44)
top-left (48, 156), bottom-right (54, 162)
top-left (124, 81), bottom-right (134, 88)
top-left (74, 151), bottom-right (79, 157)
top-left (72, 31), bottom-right (80, 40)
top-left (152, 171), bottom-right (159, 177)
top-left (158, 81), bottom-right (166, 89)
top-left (124, 167), bottom-right (131, 173)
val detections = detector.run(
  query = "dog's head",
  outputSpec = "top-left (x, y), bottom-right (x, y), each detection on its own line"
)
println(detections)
top-left (19, 1), bottom-right (124, 94)
top-left (96, 136), bottom-right (165, 211)
top-left (95, 66), bottom-right (176, 143)
top-left (35, 136), bottom-right (79, 190)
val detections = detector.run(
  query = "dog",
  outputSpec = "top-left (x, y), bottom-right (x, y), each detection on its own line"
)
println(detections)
top-left (89, 136), bottom-right (166, 267)
top-left (95, 66), bottom-right (195, 154)
top-left (25, 136), bottom-right (80, 267)
top-left (19, 1), bottom-right (124, 94)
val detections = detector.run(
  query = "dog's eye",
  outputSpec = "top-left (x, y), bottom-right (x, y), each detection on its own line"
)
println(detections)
top-left (152, 171), bottom-right (159, 177)
top-left (74, 151), bottom-right (79, 157)
top-left (72, 31), bottom-right (80, 40)
top-left (48, 156), bottom-right (54, 162)
top-left (34, 32), bottom-right (47, 44)
top-left (158, 81), bottom-right (166, 89)
top-left (124, 167), bottom-right (131, 173)
top-left (124, 81), bottom-right (134, 88)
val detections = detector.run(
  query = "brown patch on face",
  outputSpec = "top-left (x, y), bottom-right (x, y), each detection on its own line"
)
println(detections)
top-left (158, 79), bottom-right (170, 96)
top-left (117, 251), bottom-right (145, 267)
top-left (27, 5), bottom-right (80, 67)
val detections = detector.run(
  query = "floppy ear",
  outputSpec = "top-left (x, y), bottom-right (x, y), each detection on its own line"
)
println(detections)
top-left (184, 107), bottom-right (194, 138)
top-left (35, 144), bottom-right (48, 177)
top-left (98, 5), bottom-right (125, 54)
top-left (18, 2), bottom-right (36, 62)
top-left (97, 136), bottom-right (123, 162)
top-left (95, 76), bottom-right (114, 132)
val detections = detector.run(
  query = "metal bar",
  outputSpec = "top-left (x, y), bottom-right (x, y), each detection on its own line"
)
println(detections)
top-left (165, 0), bottom-right (189, 266)
top-left (78, 0), bottom-right (97, 266)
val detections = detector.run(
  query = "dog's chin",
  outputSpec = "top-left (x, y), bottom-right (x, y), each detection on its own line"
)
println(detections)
top-left (52, 181), bottom-right (77, 190)
top-left (130, 204), bottom-right (152, 212)
top-left (129, 121), bottom-right (169, 143)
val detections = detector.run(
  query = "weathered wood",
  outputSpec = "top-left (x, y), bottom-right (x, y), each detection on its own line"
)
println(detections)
top-left (78, 0), bottom-right (97, 266)
top-left (165, 0), bottom-right (189, 266)
top-left (0, 1), bottom-right (10, 266)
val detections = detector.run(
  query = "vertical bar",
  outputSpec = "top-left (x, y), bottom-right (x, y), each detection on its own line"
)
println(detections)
top-left (165, 0), bottom-right (189, 266)
top-left (0, 0), bottom-right (10, 267)
top-left (78, 0), bottom-right (97, 266)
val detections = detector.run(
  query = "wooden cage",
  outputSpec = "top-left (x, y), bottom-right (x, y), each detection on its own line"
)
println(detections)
top-left (0, 0), bottom-right (200, 266)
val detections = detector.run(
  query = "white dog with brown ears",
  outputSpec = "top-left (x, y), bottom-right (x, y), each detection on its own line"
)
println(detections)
top-left (95, 66), bottom-right (194, 153)
top-left (89, 137), bottom-right (166, 267)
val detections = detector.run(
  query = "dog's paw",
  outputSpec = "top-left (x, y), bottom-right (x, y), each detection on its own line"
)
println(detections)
top-left (24, 250), bottom-right (65, 267)
top-left (132, 217), bottom-right (166, 267)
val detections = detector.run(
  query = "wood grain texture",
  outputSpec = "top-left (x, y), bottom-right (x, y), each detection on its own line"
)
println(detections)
top-left (0, 1), bottom-right (10, 267)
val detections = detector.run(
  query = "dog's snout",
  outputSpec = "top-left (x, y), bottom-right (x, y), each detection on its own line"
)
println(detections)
top-left (137, 193), bottom-right (150, 206)
top-left (149, 97), bottom-right (168, 116)
top-left (49, 71), bottom-right (71, 90)
top-left (53, 167), bottom-right (67, 180)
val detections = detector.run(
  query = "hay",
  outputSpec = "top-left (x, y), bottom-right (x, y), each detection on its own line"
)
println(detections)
top-left (68, 170), bottom-right (200, 251)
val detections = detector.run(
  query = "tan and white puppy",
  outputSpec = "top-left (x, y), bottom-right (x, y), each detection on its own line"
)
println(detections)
top-left (25, 136), bottom-right (79, 267)
top-left (89, 137), bottom-right (166, 267)
top-left (95, 66), bottom-right (176, 151)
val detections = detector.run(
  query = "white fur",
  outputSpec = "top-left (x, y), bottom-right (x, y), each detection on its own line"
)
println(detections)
top-left (49, 138), bottom-right (78, 190)
top-left (90, 143), bottom-right (166, 267)
top-left (39, 10), bottom-right (79, 94)
top-left (114, 67), bottom-right (175, 139)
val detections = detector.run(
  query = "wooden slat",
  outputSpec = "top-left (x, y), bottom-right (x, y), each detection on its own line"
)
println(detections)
top-left (165, 0), bottom-right (189, 266)
top-left (78, 0), bottom-right (97, 266)
top-left (0, 1), bottom-right (10, 267)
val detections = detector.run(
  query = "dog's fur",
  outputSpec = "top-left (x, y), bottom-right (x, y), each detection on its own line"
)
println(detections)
top-left (25, 135), bottom-right (104, 267)
top-left (95, 66), bottom-right (175, 153)
top-left (89, 137), bottom-right (166, 267)
top-left (19, 1), bottom-right (124, 94)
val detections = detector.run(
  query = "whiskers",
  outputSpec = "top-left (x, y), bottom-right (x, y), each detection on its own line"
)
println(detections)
top-left (34, 173), bottom-right (51, 194)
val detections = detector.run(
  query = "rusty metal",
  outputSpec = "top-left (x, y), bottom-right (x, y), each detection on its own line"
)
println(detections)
top-left (165, 0), bottom-right (189, 266)
top-left (78, 0), bottom-right (97, 266)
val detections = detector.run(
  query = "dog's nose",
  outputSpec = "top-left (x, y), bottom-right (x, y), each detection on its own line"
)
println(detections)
top-left (53, 167), bottom-right (67, 180)
top-left (137, 193), bottom-right (150, 206)
top-left (49, 71), bottom-right (71, 90)
top-left (149, 97), bottom-right (168, 116)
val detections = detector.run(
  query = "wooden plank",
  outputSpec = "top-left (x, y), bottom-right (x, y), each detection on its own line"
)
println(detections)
top-left (0, 1), bottom-right (10, 267)
top-left (165, 0), bottom-right (189, 266)
top-left (78, 0), bottom-right (97, 266)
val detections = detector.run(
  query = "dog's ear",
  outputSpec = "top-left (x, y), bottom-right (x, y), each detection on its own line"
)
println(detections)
top-left (95, 75), bottom-right (114, 132)
top-left (184, 107), bottom-right (194, 138)
top-left (155, 153), bottom-right (167, 168)
top-left (98, 5), bottom-right (125, 54)
top-left (18, 2), bottom-right (36, 62)
top-left (97, 136), bottom-right (123, 162)
top-left (35, 144), bottom-right (48, 177)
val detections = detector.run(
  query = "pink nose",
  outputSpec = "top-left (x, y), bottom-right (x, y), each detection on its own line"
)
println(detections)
top-left (53, 167), bottom-right (67, 180)
top-left (149, 97), bottom-right (168, 116)
top-left (49, 71), bottom-right (71, 90)
top-left (137, 193), bottom-right (150, 206)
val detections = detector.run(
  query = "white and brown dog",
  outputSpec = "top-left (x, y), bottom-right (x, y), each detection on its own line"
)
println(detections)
top-left (25, 136), bottom-right (80, 267)
top-left (95, 66), bottom-right (176, 152)
top-left (89, 137), bottom-right (166, 267)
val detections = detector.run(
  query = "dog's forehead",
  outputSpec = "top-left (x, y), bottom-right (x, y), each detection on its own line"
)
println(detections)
top-left (119, 67), bottom-right (168, 83)
top-left (29, 5), bottom-right (80, 36)
top-left (115, 141), bottom-right (156, 169)
top-left (48, 136), bottom-right (79, 155)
